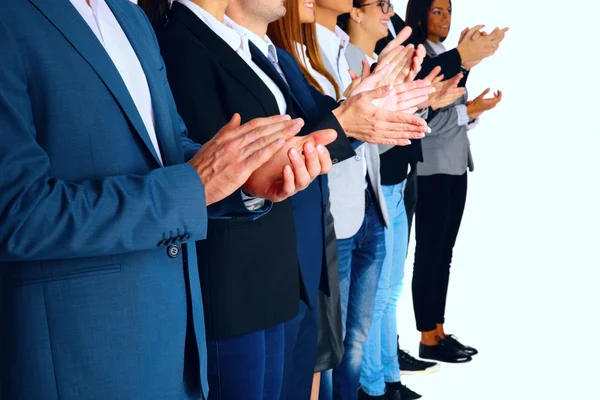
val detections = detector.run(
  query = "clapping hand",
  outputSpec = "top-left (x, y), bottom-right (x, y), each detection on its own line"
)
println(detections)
top-left (242, 128), bottom-right (337, 202)
top-left (415, 67), bottom-right (466, 110)
top-left (466, 88), bottom-right (503, 120)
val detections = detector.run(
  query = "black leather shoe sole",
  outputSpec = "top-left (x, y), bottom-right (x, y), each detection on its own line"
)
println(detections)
top-left (419, 342), bottom-right (472, 363)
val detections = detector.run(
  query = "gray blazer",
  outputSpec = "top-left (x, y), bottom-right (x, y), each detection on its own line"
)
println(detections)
top-left (320, 43), bottom-right (389, 239)
top-left (418, 41), bottom-right (475, 176)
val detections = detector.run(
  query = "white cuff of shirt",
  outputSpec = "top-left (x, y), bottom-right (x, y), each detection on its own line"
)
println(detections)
top-left (455, 104), bottom-right (470, 126)
top-left (466, 117), bottom-right (480, 131)
top-left (241, 190), bottom-right (266, 211)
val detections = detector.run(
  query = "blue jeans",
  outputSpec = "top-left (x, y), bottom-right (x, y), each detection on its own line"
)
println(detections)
top-left (360, 182), bottom-right (408, 396)
top-left (320, 195), bottom-right (386, 400)
top-left (206, 324), bottom-right (285, 400)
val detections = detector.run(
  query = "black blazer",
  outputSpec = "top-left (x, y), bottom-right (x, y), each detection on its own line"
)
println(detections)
top-left (157, 3), bottom-right (353, 338)
top-left (375, 13), bottom-right (463, 80)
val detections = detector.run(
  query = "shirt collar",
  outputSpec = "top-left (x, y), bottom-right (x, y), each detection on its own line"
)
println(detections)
top-left (225, 17), bottom-right (278, 62)
top-left (175, 0), bottom-right (244, 53)
top-left (426, 39), bottom-right (446, 55)
top-left (316, 23), bottom-right (350, 55)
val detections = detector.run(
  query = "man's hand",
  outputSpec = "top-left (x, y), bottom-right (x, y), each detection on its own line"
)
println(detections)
top-left (466, 88), bottom-right (503, 119)
top-left (188, 114), bottom-right (304, 205)
top-left (242, 129), bottom-right (337, 202)
top-left (333, 85), bottom-right (430, 146)
top-left (456, 25), bottom-right (509, 69)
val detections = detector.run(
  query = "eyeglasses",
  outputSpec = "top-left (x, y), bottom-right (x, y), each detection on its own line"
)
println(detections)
top-left (356, 1), bottom-right (393, 14)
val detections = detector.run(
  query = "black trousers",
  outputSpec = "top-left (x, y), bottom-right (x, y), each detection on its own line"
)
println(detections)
top-left (404, 165), bottom-right (418, 239)
top-left (412, 173), bottom-right (467, 332)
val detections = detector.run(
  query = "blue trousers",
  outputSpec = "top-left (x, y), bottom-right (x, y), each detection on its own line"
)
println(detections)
top-left (206, 324), bottom-right (285, 400)
top-left (360, 182), bottom-right (408, 396)
top-left (320, 197), bottom-right (386, 400)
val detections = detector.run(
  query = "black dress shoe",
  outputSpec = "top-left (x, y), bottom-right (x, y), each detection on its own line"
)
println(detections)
top-left (443, 334), bottom-right (478, 356)
top-left (386, 381), bottom-right (422, 400)
top-left (419, 340), bottom-right (472, 363)
top-left (398, 348), bottom-right (441, 375)
top-left (358, 388), bottom-right (385, 400)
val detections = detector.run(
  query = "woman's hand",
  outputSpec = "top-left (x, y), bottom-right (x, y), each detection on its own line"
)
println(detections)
top-left (466, 89), bottom-right (503, 120)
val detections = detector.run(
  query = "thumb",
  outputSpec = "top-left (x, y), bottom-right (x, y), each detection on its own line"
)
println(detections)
top-left (361, 60), bottom-right (371, 80)
top-left (226, 113), bottom-right (242, 130)
top-left (396, 25), bottom-right (412, 44)
top-left (305, 129), bottom-right (337, 147)
top-left (349, 69), bottom-right (359, 80)
top-left (479, 88), bottom-right (491, 98)
top-left (467, 24), bottom-right (485, 39)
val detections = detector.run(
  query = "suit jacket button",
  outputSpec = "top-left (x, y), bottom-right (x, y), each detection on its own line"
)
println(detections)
top-left (167, 245), bottom-right (181, 258)
top-left (332, 158), bottom-right (339, 164)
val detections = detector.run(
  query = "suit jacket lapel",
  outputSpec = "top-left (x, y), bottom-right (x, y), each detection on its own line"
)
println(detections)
top-left (275, 49), bottom-right (310, 117)
top-left (106, 0), bottom-right (181, 166)
top-left (29, 0), bottom-right (162, 166)
top-left (170, 3), bottom-right (280, 117)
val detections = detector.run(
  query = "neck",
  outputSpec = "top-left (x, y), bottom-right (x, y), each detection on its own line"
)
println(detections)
top-left (226, 8), bottom-right (268, 38)
top-left (315, 6), bottom-right (340, 32)
top-left (427, 34), bottom-right (441, 44)
top-left (349, 27), bottom-right (378, 59)
top-left (191, 0), bottom-right (228, 21)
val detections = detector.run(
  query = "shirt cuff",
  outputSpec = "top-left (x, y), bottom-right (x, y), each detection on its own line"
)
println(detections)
top-left (241, 190), bottom-right (266, 211)
top-left (466, 117), bottom-right (480, 131)
top-left (455, 104), bottom-right (470, 127)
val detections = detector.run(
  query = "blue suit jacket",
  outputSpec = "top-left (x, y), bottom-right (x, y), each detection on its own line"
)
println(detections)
top-left (0, 1), bottom-right (255, 398)
top-left (250, 45), bottom-right (354, 305)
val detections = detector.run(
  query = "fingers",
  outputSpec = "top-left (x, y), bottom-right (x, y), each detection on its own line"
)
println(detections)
top-left (465, 24), bottom-right (485, 40)
top-left (349, 69), bottom-right (358, 80)
top-left (278, 165), bottom-right (296, 202)
top-left (480, 88), bottom-right (491, 98)
top-left (380, 109), bottom-right (428, 129)
top-left (359, 84), bottom-right (393, 102)
top-left (288, 147), bottom-right (311, 190)
top-left (375, 45), bottom-right (404, 72)
top-left (233, 114), bottom-right (293, 138)
top-left (302, 141), bottom-right (323, 178)
top-left (432, 74), bottom-right (445, 84)
top-left (379, 26), bottom-right (412, 58)
top-left (241, 118), bottom-right (304, 158)
top-left (361, 60), bottom-right (371, 80)
top-left (305, 129), bottom-right (337, 147)
top-left (424, 66), bottom-right (442, 83)
top-left (316, 144), bottom-right (333, 174)
top-left (397, 94), bottom-right (430, 112)
top-left (395, 25), bottom-right (412, 44)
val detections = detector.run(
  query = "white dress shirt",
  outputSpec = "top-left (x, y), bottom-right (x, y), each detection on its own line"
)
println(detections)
top-left (315, 24), bottom-right (367, 186)
top-left (70, 0), bottom-right (164, 164)
top-left (176, 0), bottom-right (287, 115)
top-left (427, 39), bottom-right (479, 130)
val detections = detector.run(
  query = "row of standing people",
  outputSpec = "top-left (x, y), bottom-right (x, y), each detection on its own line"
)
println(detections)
top-left (143, 0), bottom-right (505, 399)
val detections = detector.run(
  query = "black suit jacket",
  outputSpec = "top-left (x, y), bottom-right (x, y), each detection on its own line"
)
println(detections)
top-left (157, 3), bottom-right (353, 338)
top-left (375, 13), bottom-right (463, 80)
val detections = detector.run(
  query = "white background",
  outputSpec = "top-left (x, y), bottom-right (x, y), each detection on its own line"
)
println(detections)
top-left (391, 0), bottom-right (600, 399)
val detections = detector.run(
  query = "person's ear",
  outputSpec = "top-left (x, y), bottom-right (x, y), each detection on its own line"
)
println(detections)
top-left (350, 7), bottom-right (362, 23)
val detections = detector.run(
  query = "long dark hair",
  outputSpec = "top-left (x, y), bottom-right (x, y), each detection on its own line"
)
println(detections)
top-left (138, 0), bottom-right (171, 28)
top-left (405, 0), bottom-right (451, 44)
